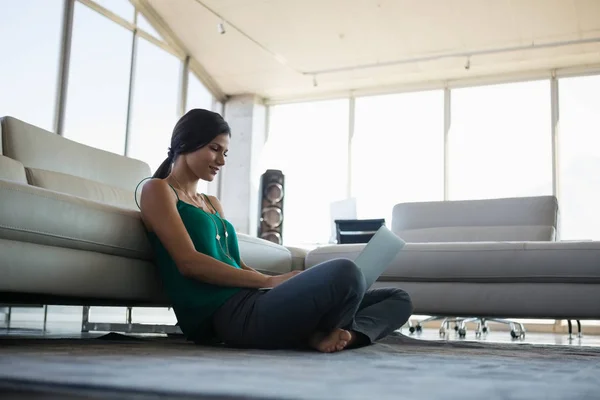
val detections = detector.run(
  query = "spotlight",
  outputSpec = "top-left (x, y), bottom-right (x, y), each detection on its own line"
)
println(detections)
top-left (217, 22), bottom-right (226, 35)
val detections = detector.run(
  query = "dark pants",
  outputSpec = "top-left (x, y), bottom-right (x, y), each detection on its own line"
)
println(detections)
top-left (211, 258), bottom-right (414, 350)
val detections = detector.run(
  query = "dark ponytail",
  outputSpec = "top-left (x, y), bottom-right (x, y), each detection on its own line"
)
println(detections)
top-left (153, 109), bottom-right (231, 179)
top-left (153, 157), bottom-right (173, 180)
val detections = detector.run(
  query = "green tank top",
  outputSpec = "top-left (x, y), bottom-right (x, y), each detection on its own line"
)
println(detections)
top-left (136, 178), bottom-right (242, 342)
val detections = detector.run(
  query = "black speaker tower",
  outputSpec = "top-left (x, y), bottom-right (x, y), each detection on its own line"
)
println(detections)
top-left (258, 169), bottom-right (284, 245)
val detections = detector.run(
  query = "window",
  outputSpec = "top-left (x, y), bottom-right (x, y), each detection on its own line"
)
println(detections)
top-left (185, 72), bottom-right (215, 194)
top-left (186, 72), bottom-right (213, 113)
top-left (262, 100), bottom-right (349, 245)
top-left (558, 75), bottom-right (600, 240)
top-left (63, 2), bottom-right (132, 154)
top-left (137, 14), bottom-right (163, 40)
top-left (93, 0), bottom-right (134, 22)
top-left (448, 80), bottom-right (552, 200)
top-left (127, 38), bottom-right (181, 174)
top-left (0, 0), bottom-right (63, 131)
top-left (352, 91), bottom-right (444, 224)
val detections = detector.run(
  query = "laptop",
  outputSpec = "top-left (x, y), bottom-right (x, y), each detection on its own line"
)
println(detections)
top-left (259, 226), bottom-right (405, 291)
top-left (354, 225), bottom-right (406, 288)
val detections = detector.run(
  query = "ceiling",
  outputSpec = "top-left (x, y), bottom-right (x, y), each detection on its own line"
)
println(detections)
top-left (145, 0), bottom-right (600, 102)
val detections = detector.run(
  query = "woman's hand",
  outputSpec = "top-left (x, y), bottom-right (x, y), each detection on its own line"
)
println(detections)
top-left (265, 270), bottom-right (303, 288)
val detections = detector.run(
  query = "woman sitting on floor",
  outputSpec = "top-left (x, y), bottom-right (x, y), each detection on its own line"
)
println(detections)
top-left (136, 109), bottom-right (413, 352)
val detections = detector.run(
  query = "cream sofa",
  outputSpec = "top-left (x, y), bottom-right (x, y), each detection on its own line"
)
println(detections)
top-left (307, 196), bottom-right (600, 332)
top-left (2, 116), bottom-right (599, 336)
top-left (0, 116), bottom-right (306, 313)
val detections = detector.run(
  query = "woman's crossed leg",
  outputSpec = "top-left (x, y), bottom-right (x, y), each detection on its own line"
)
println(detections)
top-left (212, 258), bottom-right (413, 352)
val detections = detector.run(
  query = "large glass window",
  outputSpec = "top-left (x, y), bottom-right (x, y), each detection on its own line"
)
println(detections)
top-left (0, 0), bottom-right (63, 131)
top-left (261, 100), bottom-right (349, 245)
top-left (186, 72), bottom-right (213, 113)
top-left (558, 74), bottom-right (600, 240)
top-left (215, 101), bottom-right (224, 115)
top-left (352, 91), bottom-right (444, 224)
top-left (137, 14), bottom-right (163, 40)
top-left (128, 38), bottom-right (181, 173)
top-left (63, 2), bottom-right (132, 154)
top-left (93, 0), bottom-right (134, 22)
top-left (448, 80), bottom-right (552, 200)
top-left (185, 72), bottom-right (215, 194)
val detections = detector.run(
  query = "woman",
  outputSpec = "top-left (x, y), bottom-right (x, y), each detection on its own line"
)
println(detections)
top-left (137, 109), bottom-right (413, 352)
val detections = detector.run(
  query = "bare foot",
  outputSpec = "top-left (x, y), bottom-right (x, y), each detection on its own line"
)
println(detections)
top-left (309, 329), bottom-right (353, 353)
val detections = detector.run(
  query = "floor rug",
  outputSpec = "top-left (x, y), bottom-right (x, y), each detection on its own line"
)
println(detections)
top-left (1, 333), bottom-right (599, 399)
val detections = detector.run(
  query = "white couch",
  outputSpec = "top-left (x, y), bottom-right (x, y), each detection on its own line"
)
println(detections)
top-left (0, 116), bottom-right (306, 311)
top-left (2, 116), bottom-right (599, 333)
top-left (307, 197), bottom-right (600, 322)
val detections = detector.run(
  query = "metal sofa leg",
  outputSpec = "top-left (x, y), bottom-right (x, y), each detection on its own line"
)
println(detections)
top-left (410, 316), bottom-right (467, 336)
top-left (567, 320), bottom-right (583, 340)
top-left (412, 316), bottom-right (526, 340)
top-left (409, 316), bottom-right (445, 334)
top-left (441, 317), bottom-right (471, 337)
top-left (81, 305), bottom-right (90, 333)
top-left (43, 305), bottom-right (48, 332)
top-left (457, 317), bottom-right (491, 338)
top-left (475, 318), bottom-right (489, 337)
top-left (1, 305), bottom-right (48, 332)
top-left (4, 306), bottom-right (11, 328)
top-left (486, 317), bottom-right (526, 339)
top-left (456, 317), bottom-right (480, 338)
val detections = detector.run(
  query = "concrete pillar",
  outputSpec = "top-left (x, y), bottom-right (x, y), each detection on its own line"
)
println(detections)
top-left (220, 95), bottom-right (266, 235)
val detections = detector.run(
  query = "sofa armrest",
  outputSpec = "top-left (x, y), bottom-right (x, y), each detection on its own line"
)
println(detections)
top-left (237, 233), bottom-right (293, 274)
top-left (285, 246), bottom-right (309, 271)
top-left (0, 179), bottom-right (151, 260)
top-left (0, 156), bottom-right (27, 184)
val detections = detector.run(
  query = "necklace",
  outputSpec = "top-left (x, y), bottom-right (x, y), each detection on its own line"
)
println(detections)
top-left (169, 175), bottom-right (232, 261)
top-left (206, 208), bottom-right (233, 262)
top-left (170, 175), bottom-right (202, 206)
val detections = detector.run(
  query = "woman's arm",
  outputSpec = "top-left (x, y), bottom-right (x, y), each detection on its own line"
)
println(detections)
top-left (140, 180), bottom-right (269, 288)
top-left (240, 261), bottom-right (263, 275)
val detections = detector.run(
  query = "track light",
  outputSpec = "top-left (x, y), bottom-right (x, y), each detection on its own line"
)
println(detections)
top-left (313, 75), bottom-right (318, 87)
top-left (217, 21), bottom-right (226, 35)
top-left (465, 57), bottom-right (471, 70)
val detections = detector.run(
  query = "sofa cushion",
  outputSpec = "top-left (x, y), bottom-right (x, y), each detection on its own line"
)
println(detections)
top-left (372, 281), bottom-right (600, 319)
top-left (0, 116), bottom-right (150, 192)
top-left (0, 179), bottom-right (151, 260)
top-left (26, 167), bottom-right (138, 210)
top-left (305, 241), bottom-right (600, 284)
top-left (0, 238), bottom-right (168, 306)
top-left (392, 196), bottom-right (559, 242)
top-left (0, 156), bottom-right (27, 184)
top-left (238, 234), bottom-right (293, 274)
